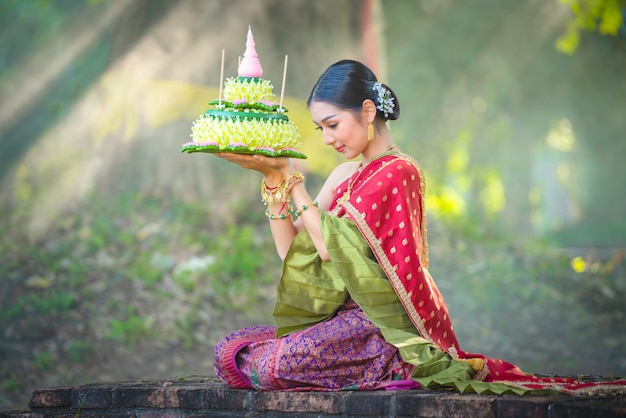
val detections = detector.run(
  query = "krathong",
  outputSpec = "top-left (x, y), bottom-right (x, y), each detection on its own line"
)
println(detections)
top-left (181, 26), bottom-right (305, 159)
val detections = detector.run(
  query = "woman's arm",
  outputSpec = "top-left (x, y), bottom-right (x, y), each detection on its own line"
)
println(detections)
top-left (280, 162), bottom-right (358, 262)
top-left (263, 172), bottom-right (299, 260)
top-left (215, 152), bottom-right (356, 261)
top-left (215, 153), bottom-right (300, 259)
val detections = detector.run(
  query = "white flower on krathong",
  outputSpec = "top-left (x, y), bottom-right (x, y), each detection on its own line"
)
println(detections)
top-left (190, 110), bottom-right (301, 151)
top-left (223, 77), bottom-right (274, 103)
top-left (372, 82), bottom-right (395, 118)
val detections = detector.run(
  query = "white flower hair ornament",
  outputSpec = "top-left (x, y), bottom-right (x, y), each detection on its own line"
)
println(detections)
top-left (372, 82), bottom-right (395, 119)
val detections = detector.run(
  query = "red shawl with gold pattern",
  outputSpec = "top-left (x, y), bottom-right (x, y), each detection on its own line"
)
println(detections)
top-left (329, 153), bottom-right (626, 394)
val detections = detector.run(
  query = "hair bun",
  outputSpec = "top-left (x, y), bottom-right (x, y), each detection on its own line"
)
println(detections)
top-left (308, 60), bottom-right (400, 121)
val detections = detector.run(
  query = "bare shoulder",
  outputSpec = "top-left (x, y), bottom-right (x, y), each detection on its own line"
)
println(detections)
top-left (327, 161), bottom-right (360, 187)
top-left (314, 161), bottom-right (360, 211)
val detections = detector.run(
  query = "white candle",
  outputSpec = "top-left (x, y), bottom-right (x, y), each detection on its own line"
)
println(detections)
top-left (218, 49), bottom-right (225, 107)
top-left (279, 55), bottom-right (288, 110)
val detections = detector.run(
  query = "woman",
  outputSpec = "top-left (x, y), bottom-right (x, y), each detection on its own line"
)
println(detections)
top-left (213, 60), bottom-right (625, 395)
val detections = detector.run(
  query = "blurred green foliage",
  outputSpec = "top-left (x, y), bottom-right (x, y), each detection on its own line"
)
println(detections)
top-left (556, 0), bottom-right (626, 54)
top-left (106, 305), bottom-right (150, 347)
top-left (384, 0), bottom-right (626, 246)
top-left (0, 189), bottom-right (281, 408)
top-left (429, 220), bottom-right (625, 374)
top-left (65, 340), bottom-right (94, 364)
top-left (0, 0), bottom-right (77, 67)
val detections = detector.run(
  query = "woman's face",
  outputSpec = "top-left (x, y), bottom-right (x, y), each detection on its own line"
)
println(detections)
top-left (309, 101), bottom-right (368, 160)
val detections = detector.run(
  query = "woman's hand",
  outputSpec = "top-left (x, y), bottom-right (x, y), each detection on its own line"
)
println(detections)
top-left (215, 152), bottom-right (291, 179)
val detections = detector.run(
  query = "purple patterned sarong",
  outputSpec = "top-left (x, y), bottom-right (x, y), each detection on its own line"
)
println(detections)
top-left (214, 300), bottom-right (416, 391)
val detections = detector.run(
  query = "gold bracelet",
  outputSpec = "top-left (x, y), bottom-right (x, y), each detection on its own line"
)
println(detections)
top-left (261, 178), bottom-right (286, 205)
top-left (262, 173), bottom-right (305, 205)
top-left (285, 172), bottom-right (305, 195)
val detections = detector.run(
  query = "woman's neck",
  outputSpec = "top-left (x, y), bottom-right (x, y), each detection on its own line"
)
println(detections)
top-left (361, 128), bottom-right (396, 165)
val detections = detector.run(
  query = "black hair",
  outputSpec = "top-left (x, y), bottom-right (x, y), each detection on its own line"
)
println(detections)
top-left (307, 59), bottom-right (400, 121)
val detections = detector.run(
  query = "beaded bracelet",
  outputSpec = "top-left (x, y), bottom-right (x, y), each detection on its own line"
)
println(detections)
top-left (265, 209), bottom-right (293, 220)
top-left (294, 201), bottom-right (318, 218)
top-left (265, 201), bottom-right (293, 220)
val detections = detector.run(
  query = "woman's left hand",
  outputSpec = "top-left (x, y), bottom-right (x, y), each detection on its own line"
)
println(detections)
top-left (215, 152), bottom-right (291, 177)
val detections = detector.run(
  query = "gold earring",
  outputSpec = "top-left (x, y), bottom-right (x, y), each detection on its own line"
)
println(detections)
top-left (368, 122), bottom-right (374, 142)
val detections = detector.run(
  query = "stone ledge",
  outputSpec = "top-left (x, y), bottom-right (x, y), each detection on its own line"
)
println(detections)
top-left (1, 377), bottom-right (625, 417)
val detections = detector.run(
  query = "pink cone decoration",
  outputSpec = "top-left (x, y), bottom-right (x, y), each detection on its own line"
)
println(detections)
top-left (238, 26), bottom-right (263, 78)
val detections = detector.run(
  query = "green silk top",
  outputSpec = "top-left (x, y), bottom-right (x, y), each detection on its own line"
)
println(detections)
top-left (274, 214), bottom-right (478, 390)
